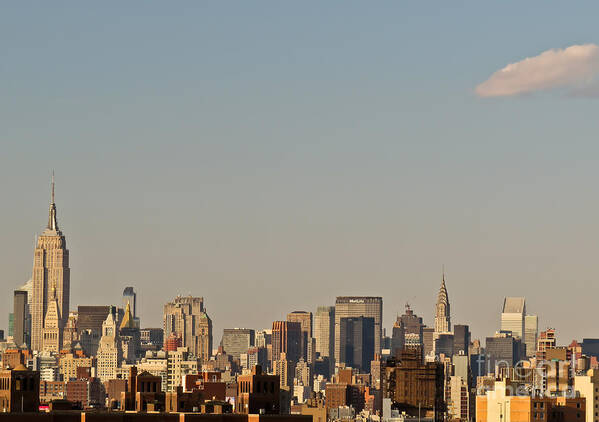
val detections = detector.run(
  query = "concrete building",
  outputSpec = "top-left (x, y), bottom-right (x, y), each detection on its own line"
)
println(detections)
top-left (0, 364), bottom-right (40, 412)
top-left (221, 328), bottom-right (255, 361)
top-left (272, 321), bottom-right (302, 363)
top-left (287, 311), bottom-right (313, 363)
top-left (448, 375), bottom-right (470, 422)
top-left (13, 290), bottom-right (29, 348)
top-left (314, 306), bottom-right (335, 360)
top-left (574, 369), bottom-right (599, 422)
top-left (338, 316), bottom-right (375, 372)
top-left (96, 310), bottom-right (122, 382)
top-left (166, 347), bottom-right (200, 392)
top-left (140, 327), bottom-right (163, 350)
top-left (501, 297), bottom-right (525, 339)
top-left (476, 379), bottom-right (585, 422)
top-left (77, 305), bottom-right (112, 357)
top-left (236, 365), bottom-right (280, 414)
top-left (335, 297), bottom-right (383, 364)
top-left (163, 296), bottom-right (212, 360)
top-left (453, 325), bottom-right (470, 356)
top-left (31, 176), bottom-right (70, 352)
top-left (524, 315), bottom-right (538, 358)
top-left (383, 348), bottom-right (445, 421)
top-left (486, 332), bottom-right (524, 374)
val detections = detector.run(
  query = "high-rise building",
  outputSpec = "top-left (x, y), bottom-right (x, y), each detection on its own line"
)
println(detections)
top-left (574, 368), bottom-right (599, 422)
top-left (122, 286), bottom-right (139, 328)
top-left (524, 314), bottom-right (538, 357)
top-left (383, 348), bottom-right (445, 421)
top-left (221, 328), bottom-right (255, 360)
top-left (255, 330), bottom-right (272, 348)
top-left (391, 317), bottom-right (405, 357)
top-left (119, 301), bottom-right (140, 363)
top-left (537, 328), bottom-right (557, 361)
top-left (434, 274), bottom-right (451, 334)
top-left (500, 297), bottom-right (525, 339)
top-left (77, 305), bottom-right (111, 357)
top-left (485, 332), bottom-right (524, 374)
top-left (31, 175), bottom-right (70, 352)
top-left (287, 311), bottom-right (313, 363)
top-left (163, 296), bottom-right (212, 360)
top-left (453, 324), bottom-right (471, 355)
top-left (335, 297), bottom-right (383, 364)
top-left (271, 321), bottom-right (301, 363)
top-left (314, 306), bottom-right (335, 359)
top-left (122, 287), bottom-right (136, 319)
top-left (13, 290), bottom-right (28, 348)
top-left (339, 316), bottom-right (375, 372)
top-left (96, 309), bottom-right (122, 382)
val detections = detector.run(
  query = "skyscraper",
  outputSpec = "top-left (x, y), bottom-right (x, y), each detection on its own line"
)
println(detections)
top-left (122, 287), bottom-right (139, 327)
top-left (314, 306), bottom-right (335, 359)
top-left (434, 274), bottom-right (451, 334)
top-left (286, 311), bottom-right (313, 362)
top-left (334, 296), bottom-right (382, 364)
top-left (339, 316), bottom-right (375, 372)
top-left (97, 308), bottom-right (122, 382)
top-left (31, 175), bottom-right (70, 352)
top-left (453, 324), bottom-right (471, 355)
top-left (271, 321), bottom-right (301, 363)
top-left (221, 328), bottom-right (255, 360)
top-left (163, 295), bottom-right (212, 360)
top-left (500, 297), bottom-right (525, 339)
top-left (524, 315), bottom-right (538, 358)
top-left (13, 290), bottom-right (29, 348)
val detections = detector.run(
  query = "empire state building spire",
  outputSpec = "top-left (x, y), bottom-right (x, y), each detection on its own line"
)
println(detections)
top-left (46, 172), bottom-right (59, 232)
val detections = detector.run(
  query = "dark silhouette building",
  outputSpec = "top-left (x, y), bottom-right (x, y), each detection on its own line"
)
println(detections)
top-left (383, 348), bottom-right (445, 421)
top-left (272, 321), bottom-right (301, 363)
top-left (236, 365), bottom-right (280, 414)
top-left (0, 364), bottom-right (40, 412)
top-left (339, 317), bottom-right (375, 372)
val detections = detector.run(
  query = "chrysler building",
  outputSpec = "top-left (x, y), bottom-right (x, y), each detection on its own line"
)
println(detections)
top-left (434, 272), bottom-right (451, 334)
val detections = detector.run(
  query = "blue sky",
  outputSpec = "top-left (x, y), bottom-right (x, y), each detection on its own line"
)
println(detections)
top-left (2, 2), bottom-right (599, 345)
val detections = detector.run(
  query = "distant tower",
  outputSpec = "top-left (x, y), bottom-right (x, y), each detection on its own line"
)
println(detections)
top-left (31, 173), bottom-right (70, 352)
top-left (434, 272), bottom-right (451, 334)
top-left (122, 287), bottom-right (136, 319)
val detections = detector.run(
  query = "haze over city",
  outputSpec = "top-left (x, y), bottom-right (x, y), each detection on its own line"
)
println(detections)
top-left (3, 1), bottom-right (599, 346)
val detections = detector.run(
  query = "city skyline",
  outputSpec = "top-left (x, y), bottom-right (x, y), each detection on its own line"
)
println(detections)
top-left (3, 2), bottom-right (599, 346)
top-left (0, 175), bottom-right (593, 347)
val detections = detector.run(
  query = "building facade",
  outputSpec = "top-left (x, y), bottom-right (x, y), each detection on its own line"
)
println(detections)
top-left (31, 176), bottom-right (70, 352)
top-left (335, 297), bottom-right (383, 364)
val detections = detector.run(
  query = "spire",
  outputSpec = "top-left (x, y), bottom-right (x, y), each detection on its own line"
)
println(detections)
top-left (46, 171), bottom-right (59, 232)
top-left (120, 301), bottom-right (135, 330)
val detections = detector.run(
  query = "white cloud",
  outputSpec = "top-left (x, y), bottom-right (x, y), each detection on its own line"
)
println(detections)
top-left (475, 44), bottom-right (599, 97)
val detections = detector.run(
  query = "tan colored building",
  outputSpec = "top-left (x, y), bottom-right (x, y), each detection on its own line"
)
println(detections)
top-left (163, 296), bottom-right (212, 360)
top-left (449, 375), bottom-right (470, 422)
top-left (166, 347), bottom-right (200, 392)
top-left (574, 369), bottom-right (599, 422)
top-left (31, 176), bottom-right (70, 352)
top-left (96, 311), bottom-right (122, 382)
top-left (476, 380), bottom-right (585, 422)
top-left (335, 297), bottom-right (382, 364)
top-left (59, 353), bottom-right (95, 382)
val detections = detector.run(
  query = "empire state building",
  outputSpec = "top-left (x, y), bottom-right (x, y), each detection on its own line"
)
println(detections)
top-left (30, 175), bottom-right (70, 352)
